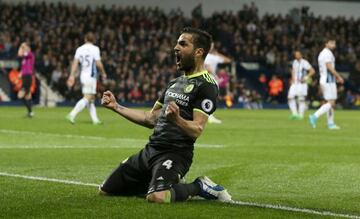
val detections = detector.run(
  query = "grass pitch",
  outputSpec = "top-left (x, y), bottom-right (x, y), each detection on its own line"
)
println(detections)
top-left (0, 106), bottom-right (359, 218)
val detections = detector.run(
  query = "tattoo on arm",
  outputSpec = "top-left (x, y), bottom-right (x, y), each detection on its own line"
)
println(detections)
top-left (114, 104), bottom-right (125, 111)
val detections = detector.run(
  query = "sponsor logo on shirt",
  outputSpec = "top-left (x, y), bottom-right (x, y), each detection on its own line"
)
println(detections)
top-left (165, 91), bottom-right (189, 106)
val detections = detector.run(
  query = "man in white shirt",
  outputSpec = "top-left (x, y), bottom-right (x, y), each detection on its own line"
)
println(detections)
top-left (288, 50), bottom-right (315, 120)
top-left (309, 39), bottom-right (344, 130)
top-left (66, 32), bottom-right (107, 124)
top-left (204, 43), bottom-right (231, 124)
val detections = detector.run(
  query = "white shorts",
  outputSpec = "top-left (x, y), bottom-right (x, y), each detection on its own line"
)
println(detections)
top-left (80, 77), bottom-right (97, 95)
top-left (320, 83), bottom-right (337, 100)
top-left (288, 83), bottom-right (308, 98)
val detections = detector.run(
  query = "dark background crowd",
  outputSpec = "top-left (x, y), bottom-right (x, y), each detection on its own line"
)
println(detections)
top-left (0, 2), bottom-right (359, 107)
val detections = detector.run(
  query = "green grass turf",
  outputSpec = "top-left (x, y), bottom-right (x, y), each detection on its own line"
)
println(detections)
top-left (0, 106), bottom-right (359, 218)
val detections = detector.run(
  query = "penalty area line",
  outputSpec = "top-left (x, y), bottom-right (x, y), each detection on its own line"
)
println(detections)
top-left (1, 172), bottom-right (359, 219)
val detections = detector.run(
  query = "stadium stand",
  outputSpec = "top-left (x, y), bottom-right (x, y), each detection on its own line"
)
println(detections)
top-left (0, 2), bottom-right (359, 108)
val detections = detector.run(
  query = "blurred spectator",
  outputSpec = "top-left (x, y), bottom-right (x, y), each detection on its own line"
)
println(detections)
top-left (258, 73), bottom-right (268, 94)
top-left (345, 90), bottom-right (355, 108)
top-left (8, 68), bottom-right (22, 93)
top-left (250, 90), bottom-right (263, 109)
top-left (235, 78), bottom-right (262, 109)
top-left (268, 75), bottom-right (283, 103)
top-left (128, 83), bottom-right (143, 103)
top-left (355, 94), bottom-right (360, 107)
top-left (0, 2), bottom-right (359, 108)
top-left (348, 60), bottom-right (360, 94)
top-left (50, 63), bottom-right (62, 87)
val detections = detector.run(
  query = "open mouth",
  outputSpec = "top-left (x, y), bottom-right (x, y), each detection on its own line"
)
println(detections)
top-left (175, 53), bottom-right (181, 65)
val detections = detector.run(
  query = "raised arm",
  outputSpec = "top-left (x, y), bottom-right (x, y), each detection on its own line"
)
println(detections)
top-left (18, 43), bottom-right (28, 57)
top-left (101, 90), bottom-right (162, 129)
top-left (217, 52), bottom-right (231, 63)
top-left (18, 46), bottom-right (24, 57)
top-left (165, 101), bottom-right (208, 139)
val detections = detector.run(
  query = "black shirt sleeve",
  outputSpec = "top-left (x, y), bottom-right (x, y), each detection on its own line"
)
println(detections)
top-left (193, 82), bottom-right (218, 116)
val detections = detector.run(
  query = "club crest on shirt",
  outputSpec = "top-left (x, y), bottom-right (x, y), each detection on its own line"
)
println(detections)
top-left (184, 84), bottom-right (194, 93)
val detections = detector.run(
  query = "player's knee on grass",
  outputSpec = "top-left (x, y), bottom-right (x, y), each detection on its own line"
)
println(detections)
top-left (146, 191), bottom-right (170, 203)
top-left (98, 186), bottom-right (110, 196)
top-left (100, 156), bottom-right (151, 197)
top-left (146, 160), bottom-right (184, 203)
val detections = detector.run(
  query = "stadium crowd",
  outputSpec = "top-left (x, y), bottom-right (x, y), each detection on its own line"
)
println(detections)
top-left (0, 2), bottom-right (359, 107)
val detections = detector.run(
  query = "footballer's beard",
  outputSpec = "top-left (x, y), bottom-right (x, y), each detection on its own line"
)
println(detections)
top-left (178, 53), bottom-right (196, 73)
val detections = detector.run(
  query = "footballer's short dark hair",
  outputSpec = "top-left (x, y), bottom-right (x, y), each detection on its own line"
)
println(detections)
top-left (293, 49), bottom-right (302, 54)
top-left (181, 27), bottom-right (213, 59)
top-left (324, 37), bottom-right (336, 44)
top-left (85, 32), bottom-right (95, 43)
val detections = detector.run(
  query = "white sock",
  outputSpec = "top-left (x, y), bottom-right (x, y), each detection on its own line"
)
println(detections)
top-left (89, 102), bottom-right (100, 123)
top-left (327, 107), bottom-right (335, 125)
top-left (298, 97), bottom-right (306, 117)
top-left (288, 98), bottom-right (297, 115)
top-left (70, 98), bottom-right (89, 118)
top-left (314, 102), bottom-right (331, 118)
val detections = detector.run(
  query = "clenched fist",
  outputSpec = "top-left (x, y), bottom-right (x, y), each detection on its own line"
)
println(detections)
top-left (101, 90), bottom-right (117, 110)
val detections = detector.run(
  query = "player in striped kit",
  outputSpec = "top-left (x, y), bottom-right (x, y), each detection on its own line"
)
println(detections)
top-left (66, 32), bottom-right (107, 124)
top-left (309, 39), bottom-right (344, 130)
top-left (288, 50), bottom-right (315, 120)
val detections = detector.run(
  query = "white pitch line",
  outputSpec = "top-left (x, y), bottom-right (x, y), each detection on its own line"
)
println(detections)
top-left (0, 172), bottom-right (98, 187)
top-left (0, 145), bottom-right (140, 149)
top-left (1, 171), bottom-right (359, 219)
top-left (0, 129), bottom-right (224, 148)
top-left (0, 144), bottom-right (223, 149)
top-left (230, 200), bottom-right (360, 219)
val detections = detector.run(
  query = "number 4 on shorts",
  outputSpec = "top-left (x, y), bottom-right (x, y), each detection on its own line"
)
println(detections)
top-left (162, 160), bottom-right (173, 169)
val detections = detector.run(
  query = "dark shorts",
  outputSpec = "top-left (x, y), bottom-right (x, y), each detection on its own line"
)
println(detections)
top-left (100, 144), bottom-right (193, 197)
top-left (22, 75), bottom-right (32, 93)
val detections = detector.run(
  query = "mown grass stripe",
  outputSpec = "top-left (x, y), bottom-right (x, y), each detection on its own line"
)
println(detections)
top-left (1, 172), bottom-right (359, 219)
top-left (0, 129), bottom-right (224, 148)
